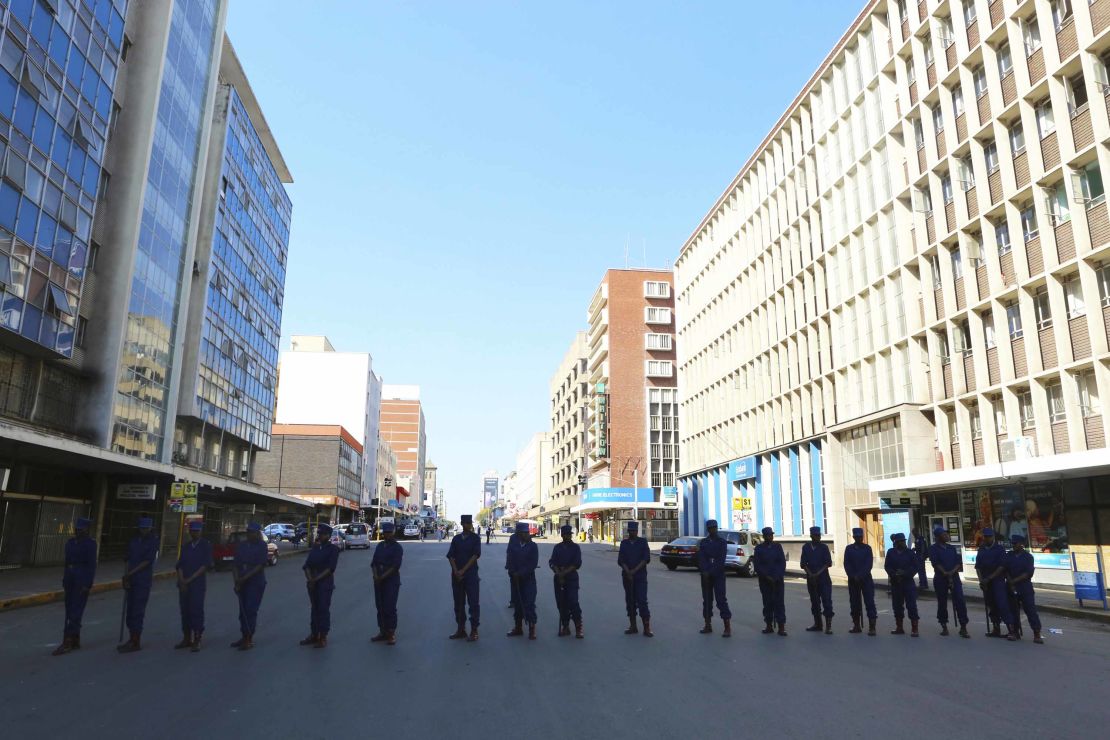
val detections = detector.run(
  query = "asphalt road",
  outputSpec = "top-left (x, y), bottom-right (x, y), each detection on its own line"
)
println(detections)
top-left (1, 537), bottom-right (1108, 739)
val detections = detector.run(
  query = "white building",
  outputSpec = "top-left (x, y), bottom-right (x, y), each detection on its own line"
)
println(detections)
top-left (512, 432), bottom-right (552, 515)
top-left (274, 336), bottom-right (383, 508)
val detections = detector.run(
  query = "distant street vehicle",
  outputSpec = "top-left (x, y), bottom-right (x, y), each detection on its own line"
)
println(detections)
top-left (263, 523), bottom-right (294, 541)
top-left (329, 528), bottom-right (346, 551)
top-left (402, 523), bottom-right (420, 540)
top-left (659, 536), bottom-right (701, 570)
top-left (214, 531), bottom-right (279, 569)
top-left (337, 522), bottom-right (370, 549)
top-left (719, 529), bottom-right (761, 577)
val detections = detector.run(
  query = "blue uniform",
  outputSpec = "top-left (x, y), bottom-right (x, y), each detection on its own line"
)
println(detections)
top-left (549, 541), bottom-right (582, 627)
top-left (974, 543), bottom-right (1014, 629)
top-left (913, 535), bottom-right (930, 590)
top-left (234, 540), bottom-right (268, 635)
top-left (506, 538), bottom-right (539, 625)
top-left (504, 532), bottom-right (519, 609)
top-left (304, 542), bottom-right (340, 636)
top-left (124, 534), bottom-right (160, 634)
top-left (800, 541), bottom-right (834, 618)
top-left (1005, 550), bottom-right (1041, 632)
top-left (697, 535), bottom-right (731, 620)
top-left (842, 542), bottom-right (877, 621)
top-left (617, 536), bottom-right (651, 620)
top-left (752, 541), bottom-right (786, 625)
top-left (62, 535), bottom-right (97, 637)
top-left (927, 542), bottom-right (968, 627)
top-left (884, 547), bottom-right (919, 620)
top-left (176, 538), bottom-right (213, 635)
top-left (447, 531), bottom-right (482, 628)
top-left (372, 539), bottom-right (404, 632)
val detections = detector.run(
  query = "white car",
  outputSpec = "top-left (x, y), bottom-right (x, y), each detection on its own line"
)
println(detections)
top-left (402, 523), bottom-right (421, 539)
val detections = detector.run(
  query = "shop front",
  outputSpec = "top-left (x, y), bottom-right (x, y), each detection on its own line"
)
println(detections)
top-left (570, 487), bottom-right (677, 543)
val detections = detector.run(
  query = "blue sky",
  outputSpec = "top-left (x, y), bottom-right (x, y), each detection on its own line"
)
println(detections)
top-left (226, 1), bottom-right (862, 518)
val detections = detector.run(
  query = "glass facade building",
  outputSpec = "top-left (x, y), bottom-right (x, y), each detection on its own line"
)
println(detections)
top-left (111, 0), bottom-right (217, 459)
top-left (0, 0), bottom-right (126, 356)
top-left (195, 86), bottom-right (290, 451)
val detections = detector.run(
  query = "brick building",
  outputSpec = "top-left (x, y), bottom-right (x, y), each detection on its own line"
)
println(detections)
top-left (254, 424), bottom-right (363, 523)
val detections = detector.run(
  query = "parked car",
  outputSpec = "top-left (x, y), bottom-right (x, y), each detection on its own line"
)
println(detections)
top-left (214, 531), bottom-right (279, 569)
top-left (329, 528), bottom-right (346, 551)
top-left (659, 536), bottom-right (701, 570)
top-left (402, 522), bottom-right (421, 540)
top-left (263, 523), bottom-right (294, 541)
top-left (337, 522), bottom-right (371, 549)
top-left (719, 529), bottom-right (761, 577)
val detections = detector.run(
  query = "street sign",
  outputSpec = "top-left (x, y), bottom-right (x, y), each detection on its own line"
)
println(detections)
top-left (577, 474), bottom-right (588, 487)
top-left (117, 483), bottom-right (156, 500)
top-left (1073, 571), bottom-right (1104, 601)
top-left (662, 486), bottom-right (678, 508)
top-left (170, 482), bottom-right (199, 514)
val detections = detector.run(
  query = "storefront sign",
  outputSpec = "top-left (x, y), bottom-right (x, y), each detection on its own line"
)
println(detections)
top-left (661, 486), bottom-right (678, 507)
top-left (169, 482), bottom-right (199, 514)
top-left (582, 487), bottom-right (655, 505)
top-left (1073, 571), bottom-right (1105, 601)
top-left (961, 550), bottom-right (1071, 570)
top-left (117, 483), bottom-right (157, 500)
top-left (728, 456), bottom-right (757, 482)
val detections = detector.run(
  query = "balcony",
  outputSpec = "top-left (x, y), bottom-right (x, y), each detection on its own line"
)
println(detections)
top-left (588, 335), bottom-right (609, 371)
top-left (587, 283), bottom-right (608, 322)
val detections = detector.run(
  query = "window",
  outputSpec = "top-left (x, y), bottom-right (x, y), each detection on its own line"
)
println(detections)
top-left (942, 174), bottom-right (954, 203)
top-left (1006, 302), bottom-right (1024, 339)
top-left (897, 0), bottom-right (908, 24)
top-left (983, 311), bottom-right (997, 348)
top-left (1046, 182), bottom-right (1070, 224)
top-left (951, 248), bottom-right (964, 279)
top-left (951, 86), bottom-right (965, 117)
top-left (1046, 382), bottom-right (1066, 423)
top-left (1076, 371), bottom-right (1099, 418)
top-left (1076, 161), bottom-right (1106, 206)
top-left (997, 44), bottom-right (1013, 76)
top-left (984, 142), bottom-right (999, 173)
top-left (1033, 286), bottom-right (1053, 329)
top-left (995, 220), bottom-right (1012, 254)
top-left (959, 156), bottom-right (975, 189)
top-left (1063, 276), bottom-right (1086, 318)
top-left (76, 316), bottom-right (88, 349)
top-left (1067, 73), bottom-right (1088, 114)
top-left (1022, 17), bottom-right (1042, 54)
top-left (931, 253), bottom-right (943, 289)
top-left (973, 65), bottom-right (988, 99)
top-left (914, 118), bottom-right (925, 148)
top-left (941, 16), bottom-right (955, 47)
top-left (957, 319), bottom-right (972, 355)
top-left (971, 407), bottom-right (983, 439)
top-left (645, 360), bottom-right (673, 377)
top-left (1019, 389), bottom-right (1036, 427)
top-left (948, 411), bottom-right (959, 444)
top-left (645, 333), bottom-right (673, 350)
top-left (1098, 262), bottom-right (1110, 307)
top-left (993, 397), bottom-right (1007, 435)
top-left (1020, 204), bottom-right (1038, 241)
top-left (938, 330), bottom-right (951, 363)
top-left (1035, 99), bottom-right (1055, 138)
top-left (932, 104), bottom-right (944, 133)
top-left (963, 0), bottom-right (977, 25)
top-left (924, 34), bottom-right (934, 66)
top-left (644, 281), bottom-right (670, 298)
top-left (645, 307), bottom-right (672, 324)
top-left (1009, 122), bottom-right (1025, 153)
top-left (1051, 0), bottom-right (1073, 31)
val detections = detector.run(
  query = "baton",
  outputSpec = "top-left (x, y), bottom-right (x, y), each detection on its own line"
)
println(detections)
top-left (119, 587), bottom-right (127, 644)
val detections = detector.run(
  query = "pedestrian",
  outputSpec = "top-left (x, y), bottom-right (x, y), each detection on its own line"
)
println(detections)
top-left (753, 527), bottom-right (787, 636)
top-left (697, 519), bottom-right (732, 637)
top-left (927, 525), bottom-right (969, 638)
top-left (975, 527), bottom-right (1016, 640)
top-left (618, 521), bottom-right (652, 637)
top-left (486, 524), bottom-right (492, 545)
top-left (300, 523), bottom-right (340, 648)
top-left (175, 520), bottom-right (213, 652)
top-left (231, 522), bottom-right (268, 650)
top-left (117, 516), bottom-right (159, 653)
top-left (800, 525), bottom-right (834, 634)
top-left (549, 524), bottom-right (583, 638)
top-left (1006, 534), bottom-right (1043, 644)
top-left (447, 514), bottom-right (482, 641)
top-left (52, 517), bottom-right (97, 656)
top-left (884, 533), bottom-right (919, 637)
top-left (506, 521), bottom-right (539, 639)
top-left (371, 521), bottom-right (403, 645)
top-left (505, 525), bottom-right (520, 609)
top-left (438, 526), bottom-right (444, 542)
top-left (912, 528), bottom-right (930, 592)
top-left (842, 527), bottom-right (877, 636)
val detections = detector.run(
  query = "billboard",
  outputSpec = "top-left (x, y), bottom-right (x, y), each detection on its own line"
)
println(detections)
top-left (482, 477), bottom-right (498, 509)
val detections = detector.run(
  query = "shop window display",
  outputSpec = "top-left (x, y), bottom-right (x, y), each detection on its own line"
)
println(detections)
top-left (958, 483), bottom-right (1067, 552)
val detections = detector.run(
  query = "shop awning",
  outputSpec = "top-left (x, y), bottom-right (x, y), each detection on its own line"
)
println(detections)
top-left (570, 501), bottom-right (669, 514)
top-left (870, 448), bottom-right (1110, 495)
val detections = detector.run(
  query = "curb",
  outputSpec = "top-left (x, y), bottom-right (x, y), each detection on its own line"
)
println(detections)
top-left (0, 570), bottom-right (178, 613)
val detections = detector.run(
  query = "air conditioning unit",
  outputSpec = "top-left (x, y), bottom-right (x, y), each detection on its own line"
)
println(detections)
top-left (999, 436), bottom-right (1037, 462)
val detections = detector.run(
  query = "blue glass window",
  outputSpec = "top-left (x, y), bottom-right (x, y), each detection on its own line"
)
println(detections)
top-left (0, 69), bottom-right (18, 113)
top-left (16, 197), bottom-right (38, 244)
top-left (0, 183), bottom-right (19, 231)
top-left (20, 302), bottom-right (41, 340)
top-left (13, 88), bottom-right (36, 137)
top-left (10, 0), bottom-right (34, 28)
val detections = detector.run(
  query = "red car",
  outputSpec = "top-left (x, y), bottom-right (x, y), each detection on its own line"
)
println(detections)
top-left (213, 531), bottom-right (279, 569)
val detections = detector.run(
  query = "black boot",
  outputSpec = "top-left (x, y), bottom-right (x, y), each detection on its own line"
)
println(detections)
top-left (867, 618), bottom-right (877, 636)
top-left (761, 621), bottom-right (774, 634)
top-left (507, 619), bottom-right (524, 637)
top-left (824, 616), bottom-right (833, 635)
top-left (805, 615), bottom-right (823, 632)
top-left (940, 623), bottom-right (949, 636)
top-left (699, 619), bottom-right (713, 634)
top-left (624, 617), bottom-right (638, 635)
top-left (891, 618), bottom-right (905, 635)
top-left (849, 616), bottom-right (862, 634)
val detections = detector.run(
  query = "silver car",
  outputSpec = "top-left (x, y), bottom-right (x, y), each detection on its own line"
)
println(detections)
top-left (719, 529), bottom-right (761, 576)
top-left (338, 522), bottom-right (371, 549)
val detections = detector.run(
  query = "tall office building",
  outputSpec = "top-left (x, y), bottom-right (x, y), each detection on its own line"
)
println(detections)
top-left (380, 384), bottom-right (426, 512)
top-left (0, 0), bottom-right (303, 565)
top-left (675, 0), bottom-right (1110, 579)
top-left (579, 268), bottom-right (679, 542)
top-left (547, 332), bottom-right (589, 528)
top-left (511, 431), bottom-right (551, 523)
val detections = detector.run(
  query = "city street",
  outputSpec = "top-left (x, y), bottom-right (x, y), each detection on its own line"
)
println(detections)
top-left (2, 539), bottom-right (1108, 739)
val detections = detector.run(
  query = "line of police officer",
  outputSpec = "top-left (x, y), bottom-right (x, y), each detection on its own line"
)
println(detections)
top-left (51, 512), bottom-right (1045, 655)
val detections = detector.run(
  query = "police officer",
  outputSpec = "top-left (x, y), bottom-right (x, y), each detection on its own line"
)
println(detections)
top-left (447, 514), bottom-right (482, 642)
top-left (884, 532), bottom-right (919, 637)
top-left (231, 522), bottom-right (268, 651)
top-left (301, 523), bottom-right (340, 648)
top-left (118, 516), bottom-right (160, 653)
top-left (175, 520), bottom-right (213, 652)
top-left (801, 525), bottom-right (834, 635)
top-left (371, 521), bottom-right (403, 645)
top-left (506, 521), bottom-right (539, 640)
top-left (52, 517), bottom-right (97, 656)
top-left (505, 526), bottom-right (519, 609)
top-left (697, 519), bottom-right (731, 637)
top-left (618, 521), bottom-right (652, 637)
top-left (549, 524), bottom-right (583, 638)
top-left (927, 525), bottom-right (969, 638)
top-left (1006, 534), bottom-right (1043, 644)
top-left (912, 527), bottom-right (930, 591)
top-left (753, 526), bottom-right (787, 636)
top-left (842, 527), bottom-right (877, 636)
top-left (975, 527), bottom-right (1016, 640)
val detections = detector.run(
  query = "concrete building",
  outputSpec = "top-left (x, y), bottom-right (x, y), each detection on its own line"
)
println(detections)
top-left (0, 0), bottom-right (308, 565)
top-left (577, 269), bottom-right (679, 542)
top-left (514, 431), bottom-right (552, 525)
top-left (273, 336), bottom-right (382, 510)
top-left (380, 384), bottom-right (426, 513)
top-left (254, 424), bottom-right (362, 523)
top-left (374, 435), bottom-right (399, 516)
top-left (547, 332), bottom-right (589, 530)
top-left (674, 0), bottom-right (1110, 581)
